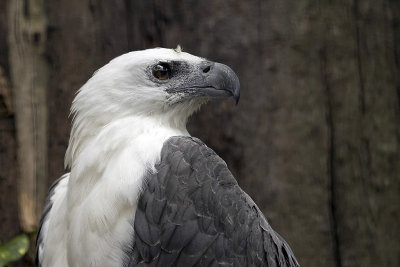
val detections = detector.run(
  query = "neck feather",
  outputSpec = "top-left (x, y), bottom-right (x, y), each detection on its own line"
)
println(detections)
top-left (65, 113), bottom-right (190, 169)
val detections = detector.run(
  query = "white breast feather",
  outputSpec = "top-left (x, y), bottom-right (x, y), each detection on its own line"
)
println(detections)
top-left (40, 117), bottom-right (188, 266)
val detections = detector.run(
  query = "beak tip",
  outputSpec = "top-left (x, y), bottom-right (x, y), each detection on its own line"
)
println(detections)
top-left (235, 94), bottom-right (240, 105)
top-left (233, 81), bottom-right (240, 105)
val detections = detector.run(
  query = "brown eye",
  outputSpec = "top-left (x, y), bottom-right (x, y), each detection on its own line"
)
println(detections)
top-left (152, 63), bottom-right (171, 80)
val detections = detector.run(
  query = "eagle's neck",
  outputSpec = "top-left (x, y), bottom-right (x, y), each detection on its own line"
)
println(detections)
top-left (65, 111), bottom-right (190, 168)
top-left (63, 115), bottom-right (188, 266)
top-left (66, 114), bottom-right (189, 194)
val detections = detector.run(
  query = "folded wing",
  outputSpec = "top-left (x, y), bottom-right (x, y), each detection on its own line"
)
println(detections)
top-left (127, 136), bottom-right (299, 267)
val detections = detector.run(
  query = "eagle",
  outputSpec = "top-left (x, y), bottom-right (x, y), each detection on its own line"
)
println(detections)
top-left (36, 47), bottom-right (299, 267)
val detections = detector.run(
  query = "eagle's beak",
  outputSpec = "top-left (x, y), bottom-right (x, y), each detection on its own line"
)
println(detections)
top-left (166, 61), bottom-right (241, 105)
top-left (201, 61), bottom-right (241, 104)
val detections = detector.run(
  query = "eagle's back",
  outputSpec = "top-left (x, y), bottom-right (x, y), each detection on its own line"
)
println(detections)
top-left (128, 136), bottom-right (299, 267)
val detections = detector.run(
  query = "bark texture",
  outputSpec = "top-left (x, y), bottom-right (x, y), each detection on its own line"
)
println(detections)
top-left (1, 1), bottom-right (399, 266)
top-left (7, 0), bottom-right (49, 232)
top-left (0, 0), bottom-right (19, 245)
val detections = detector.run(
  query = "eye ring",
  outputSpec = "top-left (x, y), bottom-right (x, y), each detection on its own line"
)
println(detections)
top-left (152, 63), bottom-right (171, 80)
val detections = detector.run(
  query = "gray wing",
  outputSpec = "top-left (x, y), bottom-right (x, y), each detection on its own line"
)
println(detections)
top-left (35, 174), bottom-right (68, 267)
top-left (126, 136), bottom-right (299, 267)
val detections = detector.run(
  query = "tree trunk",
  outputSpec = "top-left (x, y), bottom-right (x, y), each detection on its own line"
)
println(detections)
top-left (0, 0), bottom-right (19, 242)
top-left (7, 0), bottom-right (49, 233)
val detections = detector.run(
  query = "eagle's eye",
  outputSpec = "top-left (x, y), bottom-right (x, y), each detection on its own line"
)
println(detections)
top-left (152, 63), bottom-right (171, 80)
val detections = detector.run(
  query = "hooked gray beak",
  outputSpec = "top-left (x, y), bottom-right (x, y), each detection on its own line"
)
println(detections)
top-left (198, 61), bottom-right (240, 104)
top-left (166, 61), bottom-right (240, 104)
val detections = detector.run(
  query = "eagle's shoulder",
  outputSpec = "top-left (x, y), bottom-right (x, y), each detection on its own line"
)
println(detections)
top-left (128, 135), bottom-right (299, 267)
top-left (160, 135), bottom-right (237, 184)
top-left (162, 135), bottom-right (219, 159)
top-left (162, 136), bottom-right (208, 155)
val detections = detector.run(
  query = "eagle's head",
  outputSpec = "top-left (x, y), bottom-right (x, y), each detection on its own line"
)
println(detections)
top-left (72, 47), bottom-right (240, 127)
top-left (66, 47), bottom-right (240, 167)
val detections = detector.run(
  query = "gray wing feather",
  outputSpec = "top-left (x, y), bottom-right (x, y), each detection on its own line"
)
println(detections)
top-left (127, 136), bottom-right (299, 267)
top-left (35, 175), bottom-right (67, 267)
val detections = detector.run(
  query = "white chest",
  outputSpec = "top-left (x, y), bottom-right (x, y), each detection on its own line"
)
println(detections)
top-left (41, 118), bottom-right (188, 267)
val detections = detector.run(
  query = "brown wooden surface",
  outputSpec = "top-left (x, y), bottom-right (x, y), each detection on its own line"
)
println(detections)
top-left (0, 0), bottom-right (19, 244)
top-left (8, 0), bottom-right (49, 234)
top-left (1, 1), bottom-right (399, 266)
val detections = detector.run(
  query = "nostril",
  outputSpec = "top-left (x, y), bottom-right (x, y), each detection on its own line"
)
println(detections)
top-left (203, 65), bottom-right (211, 73)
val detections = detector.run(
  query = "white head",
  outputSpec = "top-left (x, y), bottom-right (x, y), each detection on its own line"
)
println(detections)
top-left (65, 47), bottom-right (240, 167)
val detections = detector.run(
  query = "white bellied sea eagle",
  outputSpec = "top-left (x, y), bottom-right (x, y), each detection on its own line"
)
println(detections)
top-left (36, 47), bottom-right (299, 267)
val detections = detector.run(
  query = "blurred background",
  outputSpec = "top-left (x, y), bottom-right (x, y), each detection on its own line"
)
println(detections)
top-left (0, 0), bottom-right (399, 266)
